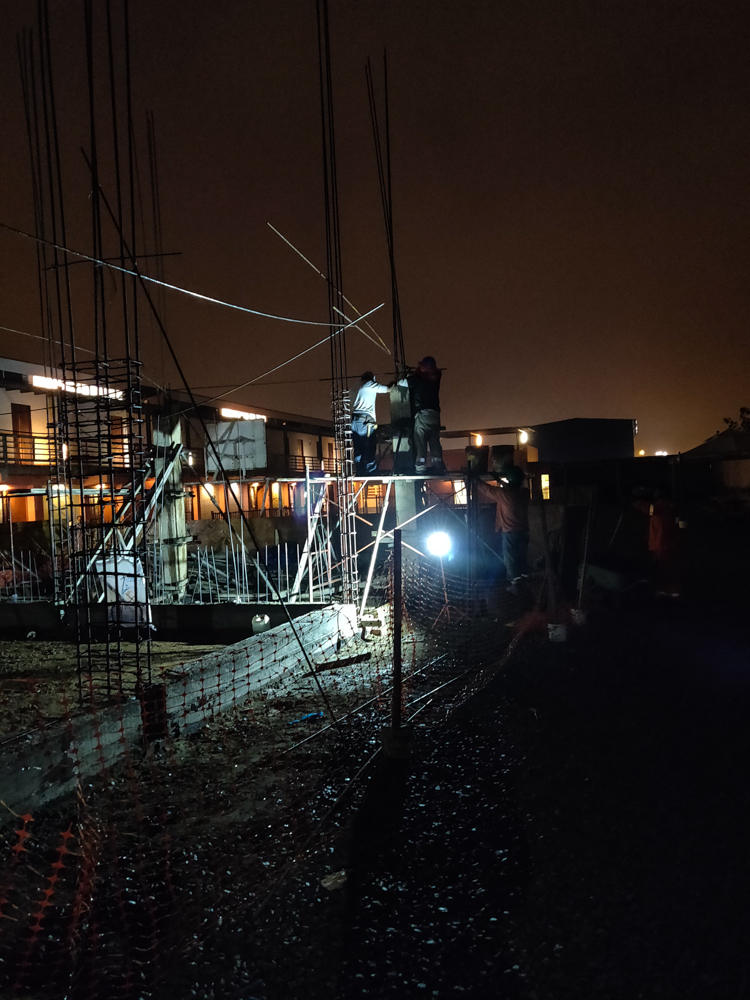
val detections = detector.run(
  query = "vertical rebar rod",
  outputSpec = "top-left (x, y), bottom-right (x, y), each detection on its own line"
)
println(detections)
top-left (392, 526), bottom-right (402, 729)
top-left (9, 500), bottom-right (16, 597)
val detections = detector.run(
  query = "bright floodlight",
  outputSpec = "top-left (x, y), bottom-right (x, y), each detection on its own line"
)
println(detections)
top-left (426, 531), bottom-right (451, 558)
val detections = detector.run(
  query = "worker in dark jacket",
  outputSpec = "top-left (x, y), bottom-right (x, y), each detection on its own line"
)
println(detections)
top-left (478, 464), bottom-right (530, 582)
top-left (397, 356), bottom-right (445, 473)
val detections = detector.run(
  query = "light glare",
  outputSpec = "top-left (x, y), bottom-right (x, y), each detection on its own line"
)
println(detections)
top-left (32, 374), bottom-right (122, 399)
top-left (220, 407), bottom-right (267, 422)
top-left (426, 531), bottom-right (451, 558)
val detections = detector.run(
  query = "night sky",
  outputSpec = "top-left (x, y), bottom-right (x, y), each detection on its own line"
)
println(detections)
top-left (1, 0), bottom-right (749, 454)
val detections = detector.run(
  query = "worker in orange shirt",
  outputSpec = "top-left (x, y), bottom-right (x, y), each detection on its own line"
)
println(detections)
top-left (478, 464), bottom-right (530, 583)
top-left (648, 487), bottom-right (681, 597)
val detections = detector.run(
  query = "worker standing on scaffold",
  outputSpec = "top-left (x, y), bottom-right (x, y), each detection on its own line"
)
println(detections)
top-left (395, 356), bottom-right (446, 474)
top-left (352, 371), bottom-right (390, 475)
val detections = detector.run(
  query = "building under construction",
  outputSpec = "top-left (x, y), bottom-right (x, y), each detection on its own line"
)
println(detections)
top-left (0, 4), bottom-right (665, 997)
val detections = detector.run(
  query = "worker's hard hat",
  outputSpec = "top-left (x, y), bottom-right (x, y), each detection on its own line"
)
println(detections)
top-left (419, 356), bottom-right (437, 368)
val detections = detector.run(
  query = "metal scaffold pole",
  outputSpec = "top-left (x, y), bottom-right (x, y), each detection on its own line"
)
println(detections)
top-left (333, 389), bottom-right (359, 603)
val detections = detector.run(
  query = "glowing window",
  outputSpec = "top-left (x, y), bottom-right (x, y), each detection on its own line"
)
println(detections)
top-left (32, 374), bottom-right (122, 399)
top-left (541, 473), bottom-right (550, 500)
top-left (453, 480), bottom-right (467, 505)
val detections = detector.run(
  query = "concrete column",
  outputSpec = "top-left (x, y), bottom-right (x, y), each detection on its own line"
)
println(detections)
top-left (388, 384), bottom-right (413, 475)
top-left (389, 384), bottom-right (420, 549)
top-left (152, 415), bottom-right (188, 603)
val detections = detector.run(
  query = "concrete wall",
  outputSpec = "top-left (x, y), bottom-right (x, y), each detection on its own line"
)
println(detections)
top-left (0, 604), bottom-right (357, 820)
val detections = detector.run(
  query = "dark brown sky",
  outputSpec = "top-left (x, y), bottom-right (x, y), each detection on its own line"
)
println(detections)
top-left (1, 0), bottom-right (749, 453)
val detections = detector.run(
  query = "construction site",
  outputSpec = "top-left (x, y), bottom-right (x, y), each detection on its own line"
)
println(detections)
top-left (2, 2), bottom-right (750, 999)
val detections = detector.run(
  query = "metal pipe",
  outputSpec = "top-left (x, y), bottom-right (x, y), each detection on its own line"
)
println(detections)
top-left (8, 497), bottom-right (16, 597)
top-left (359, 479), bottom-right (391, 616)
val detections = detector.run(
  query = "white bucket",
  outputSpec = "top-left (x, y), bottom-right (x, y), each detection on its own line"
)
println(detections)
top-left (252, 614), bottom-right (272, 634)
top-left (548, 622), bottom-right (568, 643)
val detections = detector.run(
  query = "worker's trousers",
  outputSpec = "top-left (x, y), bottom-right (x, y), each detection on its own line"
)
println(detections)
top-left (413, 409), bottom-right (444, 471)
top-left (352, 417), bottom-right (378, 474)
top-left (502, 530), bottom-right (529, 582)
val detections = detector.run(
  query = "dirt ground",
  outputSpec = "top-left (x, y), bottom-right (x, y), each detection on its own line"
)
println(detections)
top-left (0, 639), bottom-right (227, 741)
top-left (11, 570), bottom-right (749, 999)
top-left (214, 594), bottom-right (750, 1000)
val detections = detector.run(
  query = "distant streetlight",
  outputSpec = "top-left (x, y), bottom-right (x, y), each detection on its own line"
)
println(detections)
top-left (638, 449), bottom-right (645, 456)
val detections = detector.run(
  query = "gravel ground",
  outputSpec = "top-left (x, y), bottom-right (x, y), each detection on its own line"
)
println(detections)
top-left (3, 590), bottom-right (747, 999)
top-left (234, 595), bottom-right (750, 1000)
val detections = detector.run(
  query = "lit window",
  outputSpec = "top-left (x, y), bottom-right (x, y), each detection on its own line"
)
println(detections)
top-left (519, 430), bottom-right (529, 445)
top-left (474, 434), bottom-right (482, 446)
top-left (453, 480), bottom-right (467, 505)
top-left (32, 374), bottom-right (123, 400)
top-left (220, 407), bottom-right (267, 422)
top-left (540, 473), bottom-right (550, 500)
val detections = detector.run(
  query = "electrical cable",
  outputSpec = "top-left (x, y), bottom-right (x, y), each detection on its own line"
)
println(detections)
top-left (266, 222), bottom-right (390, 354)
top-left (0, 220), bottom-right (373, 329)
top-left (198, 300), bottom-right (384, 408)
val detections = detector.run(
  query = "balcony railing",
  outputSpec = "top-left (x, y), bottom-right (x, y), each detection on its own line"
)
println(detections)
top-left (0, 431), bottom-right (136, 469)
top-left (211, 506), bottom-right (297, 520)
top-left (0, 432), bottom-right (54, 466)
top-left (282, 455), bottom-right (337, 474)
